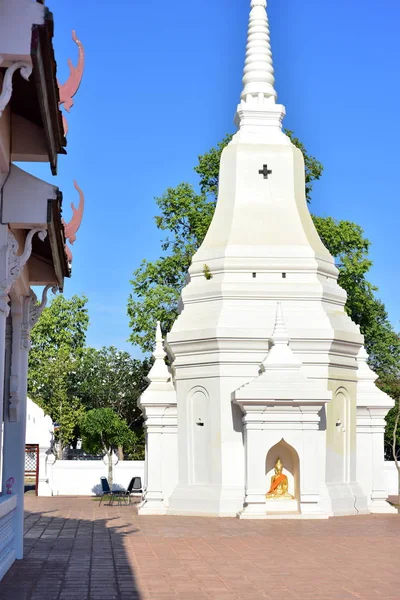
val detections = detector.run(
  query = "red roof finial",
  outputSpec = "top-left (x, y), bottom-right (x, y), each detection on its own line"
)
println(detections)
top-left (62, 181), bottom-right (85, 263)
top-left (58, 30), bottom-right (85, 135)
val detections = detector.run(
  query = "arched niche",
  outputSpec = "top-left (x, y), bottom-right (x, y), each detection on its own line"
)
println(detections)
top-left (265, 439), bottom-right (300, 502)
top-left (188, 386), bottom-right (211, 485)
top-left (330, 387), bottom-right (350, 483)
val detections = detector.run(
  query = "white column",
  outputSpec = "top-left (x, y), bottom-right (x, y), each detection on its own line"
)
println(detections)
top-left (370, 411), bottom-right (396, 513)
top-left (139, 416), bottom-right (166, 515)
top-left (238, 412), bottom-right (266, 519)
top-left (37, 448), bottom-right (55, 497)
top-left (0, 222), bottom-right (11, 478)
top-left (2, 287), bottom-right (53, 557)
top-left (356, 409), bottom-right (373, 506)
top-left (1, 296), bottom-right (24, 559)
top-left (356, 408), bottom-right (396, 514)
top-left (0, 298), bottom-right (10, 478)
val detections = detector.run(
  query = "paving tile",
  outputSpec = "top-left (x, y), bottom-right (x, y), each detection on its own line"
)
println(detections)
top-left (0, 497), bottom-right (399, 600)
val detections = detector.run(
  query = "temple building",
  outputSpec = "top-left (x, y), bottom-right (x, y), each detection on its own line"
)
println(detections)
top-left (0, 0), bottom-right (84, 580)
top-left (139, 0), bottom-right (395, 519)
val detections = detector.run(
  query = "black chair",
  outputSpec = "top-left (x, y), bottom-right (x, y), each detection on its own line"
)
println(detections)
top-left (99, 476), bottom-right (125, 506)
top-left (124, 476), bottom-right (143, 505)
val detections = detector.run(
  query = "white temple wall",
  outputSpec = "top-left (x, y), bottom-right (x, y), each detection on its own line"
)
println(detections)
top-left (48, 461), bottom-right (145, 496)
top-left (385, 462), bottom-right (400, 497)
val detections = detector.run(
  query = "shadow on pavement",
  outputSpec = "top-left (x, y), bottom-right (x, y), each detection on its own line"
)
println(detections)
top-left (0, 501), bottom-right (142, 600)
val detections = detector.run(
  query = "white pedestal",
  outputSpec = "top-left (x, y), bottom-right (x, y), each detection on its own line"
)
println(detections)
top-left (265, 498), bottom-right (299, 514)
top-left (138, 491), bottom-right (168, 516)
top-left (238, 498), bottom-right (299, 519)
top-left (238, 497), bottom-right (330, 519)
top-left (370, 499), bottom-right (398, 514)
top-left (138, 500), bottom-right (168, 516)
top-left (168, 484), bottom-right (244, 517)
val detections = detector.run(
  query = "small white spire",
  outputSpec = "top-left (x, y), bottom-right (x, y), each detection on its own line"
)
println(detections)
top-left (271, 302), bottom-right (289, 346)
top-left (233, 0), bottom-right (288, 144)
top-left (241, 0), bottom-right (276, 105)
top-left (261, 302), bottom-right (300, 370)
top-left (357, 346), bottom-right (378, 384)
top-left (153, 321), bottom-right (164, 358)
top-left (147, 321), bottom-right (171, 384)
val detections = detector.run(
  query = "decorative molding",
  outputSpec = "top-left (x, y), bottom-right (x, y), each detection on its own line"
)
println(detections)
top-left (0, 292), bottom-right (10, 315)
top-left (62, 181), bottom-right (84, 263)
top-left (21, 285), bottom-right (57, 348)
top-left (0, 59), bottom-right (32, 118)
top-left (10, 286), bottom-right (56, 422)
top-left (0, 229), bottom-right (47, 314)
top-left (8, 374), bottom-right (19, 422)
top-left (7, 229), bottom-right (47, 289)
top-left (58, 30), bottom-right (85, 135)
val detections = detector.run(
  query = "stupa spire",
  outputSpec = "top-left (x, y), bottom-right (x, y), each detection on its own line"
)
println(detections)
top-left (147, 321), bottom-right (171, 385)
top-left (234, 0), bottom-right (287, 143)
top-left (241, 0), bottom-right (276, 104)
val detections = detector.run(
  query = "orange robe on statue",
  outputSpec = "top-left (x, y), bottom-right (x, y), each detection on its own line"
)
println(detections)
top-left (267, 473), bottom-right (287, 495)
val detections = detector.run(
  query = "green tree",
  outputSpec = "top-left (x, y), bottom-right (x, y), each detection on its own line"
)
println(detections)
top-left (312, 217), bottom-right (400, 376)
top-left (29, 294), bottom-right (89, 456)
top-left (78, 346), bottom-right (151, 459)
top-left (81, 408), bottom-right (134, 484)
top-left (128, 133), bottom-right (400, 372)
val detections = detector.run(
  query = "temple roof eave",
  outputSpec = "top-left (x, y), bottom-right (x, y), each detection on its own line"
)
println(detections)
top-left (2, 165), bottom-right (70, 289)
top-left (10, 7), bottom-right (67, 175)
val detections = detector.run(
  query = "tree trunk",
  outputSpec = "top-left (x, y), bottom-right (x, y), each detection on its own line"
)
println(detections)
top-left (57, 441), bottom-right (63, 460)
top-left (392, 400), bottom-right (400, 512)
top-left (117, 445), bottom-right (124, 461)
top-left (108, 450), bottom-right (113, 488)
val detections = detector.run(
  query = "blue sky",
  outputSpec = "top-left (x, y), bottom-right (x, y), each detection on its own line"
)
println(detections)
top-left (27, 0), bottom-right (400, 355)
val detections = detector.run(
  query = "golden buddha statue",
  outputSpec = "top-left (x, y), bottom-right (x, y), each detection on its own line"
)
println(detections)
top-left (266, 458), bottom-right (294, 499)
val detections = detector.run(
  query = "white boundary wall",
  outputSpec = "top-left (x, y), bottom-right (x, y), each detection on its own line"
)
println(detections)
top-left (385, 462), bottom-right (399, 496)
top-left (49, 460), bottom-right (145, 496)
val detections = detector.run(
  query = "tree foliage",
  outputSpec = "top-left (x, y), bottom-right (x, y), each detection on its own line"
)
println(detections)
top-left (29, 294), bottom-right (150, 459)
top-left (81, 408), bottom-right (133, 455)
top-left (29, 294), bottom-right (89, 360)
top-left (128, 132), bottom-right (400, 374)
top-left (29, 294), bottom-right (89, 455)
top-left (78, 346), bottom-right (150, 458)
top-left (81, 408), bottom-right (135, 483)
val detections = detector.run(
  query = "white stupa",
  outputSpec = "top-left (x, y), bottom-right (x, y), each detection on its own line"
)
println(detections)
top-left (139, 0), bottom-right (395, 518)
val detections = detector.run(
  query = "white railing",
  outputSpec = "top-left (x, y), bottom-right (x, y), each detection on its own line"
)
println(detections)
top-left (0, 495), bottom-right (17, 580)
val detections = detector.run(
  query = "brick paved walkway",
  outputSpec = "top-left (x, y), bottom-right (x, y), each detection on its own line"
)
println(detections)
top-left (0, 497), bottom-right (399, 600)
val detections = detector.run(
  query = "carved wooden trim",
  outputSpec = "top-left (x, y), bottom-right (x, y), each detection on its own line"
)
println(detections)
top-left (0, 59), bottom-right (32, 117)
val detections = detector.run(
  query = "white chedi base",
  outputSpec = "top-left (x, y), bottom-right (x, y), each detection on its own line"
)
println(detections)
top-left (369, 499), bottom-right (398, 514)
top-left (265, 498), bottom-right (298, 514)
top-left (168, 484), bottom-right (245, 517)
top-left (138, 499), bottom-right (168, 516)
top-left (238, 498), bottom-right (298, 519)
top-left (238, 498), bottom-right (329, 520)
